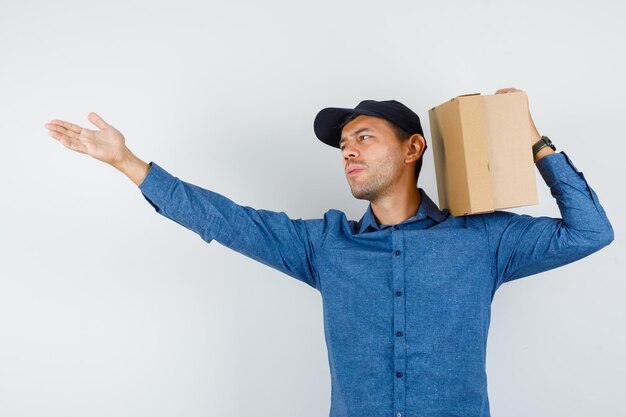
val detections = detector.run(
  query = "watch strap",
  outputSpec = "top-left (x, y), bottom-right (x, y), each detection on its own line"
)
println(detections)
top-left (532, 135), bottom-right (556, 155)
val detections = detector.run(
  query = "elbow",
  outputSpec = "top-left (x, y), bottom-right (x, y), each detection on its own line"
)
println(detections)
top-left (598, 223), bottom-right (615, 248)
top-left (586, 222), bottom-right (614, 252)
top-left (560, 220), bottom-right (614, 255)
top-left (598, 212), bottom-right (615, 247)
top-left (596, 207), bottom-right (615, 249)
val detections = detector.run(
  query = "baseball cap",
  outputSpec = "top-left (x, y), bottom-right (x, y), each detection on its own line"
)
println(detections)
top-left (313, 99), bottom-right (425, 149)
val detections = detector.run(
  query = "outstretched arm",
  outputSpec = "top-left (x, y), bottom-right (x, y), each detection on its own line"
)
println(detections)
top-left (45, 113), bottom-right (321, 289)
top-left (138, 162), bottom-right (322, 289)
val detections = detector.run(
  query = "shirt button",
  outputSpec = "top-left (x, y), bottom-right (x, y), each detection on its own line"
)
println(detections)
top-left (395, 250), bottom-right (401, 256)
top-left (396, 371), bottom-right (403, 378)
top-left (397, 413), bottom-right (402, 417)
top-left (395, 290), bottom-right (402, 296)
top-left (394, 225), bottom-right (400, 230)
top-left (396, 331), bottom-right (403, 337)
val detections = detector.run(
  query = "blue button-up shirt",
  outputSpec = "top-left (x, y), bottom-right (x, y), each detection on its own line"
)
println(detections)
top-left (138, 151), bottom-right (613, 417)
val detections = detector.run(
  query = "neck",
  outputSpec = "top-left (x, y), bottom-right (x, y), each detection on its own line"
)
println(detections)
top-left (370, 185), bottom-right (422, 227)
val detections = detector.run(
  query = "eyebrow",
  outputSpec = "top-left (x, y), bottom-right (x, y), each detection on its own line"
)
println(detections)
top-left (339, 128), bottom-right (374, 147)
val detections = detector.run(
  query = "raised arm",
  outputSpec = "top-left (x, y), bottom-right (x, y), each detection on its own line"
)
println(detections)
top-left (484, 89), bottom-right (614, 290)
top-left (485, 150), bottom-right (614, 290)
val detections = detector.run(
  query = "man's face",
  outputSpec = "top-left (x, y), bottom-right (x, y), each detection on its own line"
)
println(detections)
top-left (340, 115), bottom-right (406, 201)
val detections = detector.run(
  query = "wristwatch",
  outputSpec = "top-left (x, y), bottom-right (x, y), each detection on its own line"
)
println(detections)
top-left (532, 135), bottom-right (556, 156)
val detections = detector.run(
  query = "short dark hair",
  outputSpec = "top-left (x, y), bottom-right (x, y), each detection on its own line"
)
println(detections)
top-left (339, 114), bottom-right (425, 184)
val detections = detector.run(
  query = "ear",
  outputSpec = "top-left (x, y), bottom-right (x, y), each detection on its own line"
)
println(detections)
top-left (404, 134), bottom-right (426, 163)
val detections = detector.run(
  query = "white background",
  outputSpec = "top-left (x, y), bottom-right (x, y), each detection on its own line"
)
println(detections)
top-left (1, 0), bottom-right (624, 416)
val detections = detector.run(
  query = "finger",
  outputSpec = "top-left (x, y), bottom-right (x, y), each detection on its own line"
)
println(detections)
top-left (50, 130), bottom-right (88, 154)
top-left (48, 129), bottom-right (80, 145)
top-left (500, 88), bottom-right (526, 94)
top-left (63, 136), bottom-right (88, 154)
top-left (46, 123), bottom-right (82, 140)
top-left (46, 119), bottom-right (83, 134)
top-left (48, 129), bottom-right (70, 142)
top-left (88, 112), bottom-right (109, 130)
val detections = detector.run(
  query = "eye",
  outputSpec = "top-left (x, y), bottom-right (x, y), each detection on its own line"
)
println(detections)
top-left (340, 135), bottom-right (371, 150)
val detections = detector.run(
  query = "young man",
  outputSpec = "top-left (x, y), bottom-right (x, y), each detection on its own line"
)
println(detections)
top-left (45, 88), bottom-right (614, 417)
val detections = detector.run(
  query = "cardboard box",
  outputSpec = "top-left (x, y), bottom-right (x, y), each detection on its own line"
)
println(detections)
top-left (428, 92), bottom-right (538, 216)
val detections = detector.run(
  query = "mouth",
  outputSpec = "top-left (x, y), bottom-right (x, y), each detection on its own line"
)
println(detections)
top-left (347, 167), bottom-right (364, 176)
top-left (346, 164), bottom-right (365, 175)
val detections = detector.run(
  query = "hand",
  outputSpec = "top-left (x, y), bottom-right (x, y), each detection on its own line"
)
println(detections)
top-left (494, 87), bottom-right (541, 143)
top-left (494, 87), bottom-right (526, 95)
top-left (45, 112), bottom-right (129, 166)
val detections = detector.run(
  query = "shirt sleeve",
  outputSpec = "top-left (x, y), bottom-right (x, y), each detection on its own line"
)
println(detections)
top-left (483, 151), bottom-right (614, 290)
top-left (138, 162), bottom-right (322, 290)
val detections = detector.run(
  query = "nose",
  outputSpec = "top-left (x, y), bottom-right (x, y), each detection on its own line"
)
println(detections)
top-left (341, 141), bottom-right (359, 159)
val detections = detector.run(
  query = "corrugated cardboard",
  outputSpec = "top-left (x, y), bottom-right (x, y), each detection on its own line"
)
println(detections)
top-left (428, 92), bottom-right (538, 216)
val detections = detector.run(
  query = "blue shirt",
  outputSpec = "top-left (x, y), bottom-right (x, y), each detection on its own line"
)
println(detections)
top-left (138, 151), bottom-right (613, 417)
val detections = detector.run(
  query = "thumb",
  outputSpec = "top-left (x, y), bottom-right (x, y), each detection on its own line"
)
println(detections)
top-left (88, 112), bottom-right (110, 130)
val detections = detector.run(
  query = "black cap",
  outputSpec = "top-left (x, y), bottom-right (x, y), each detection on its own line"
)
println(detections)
top-left (313, 99), bottom-right (425, 148)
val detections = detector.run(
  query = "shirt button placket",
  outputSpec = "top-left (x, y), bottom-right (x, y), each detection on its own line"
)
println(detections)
top-left (391, 225), bottom-right (406, 416)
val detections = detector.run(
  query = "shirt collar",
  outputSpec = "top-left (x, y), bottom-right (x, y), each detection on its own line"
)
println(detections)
top-left (357, 188), bottom-right (448, 234)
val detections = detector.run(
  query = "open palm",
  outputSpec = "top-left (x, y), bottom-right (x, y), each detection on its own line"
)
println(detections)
top-left (45, 112), bottom-right (127, 165)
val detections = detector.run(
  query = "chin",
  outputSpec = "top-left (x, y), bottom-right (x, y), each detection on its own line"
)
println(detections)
top-left (350, 187), bottom-right (374, 201)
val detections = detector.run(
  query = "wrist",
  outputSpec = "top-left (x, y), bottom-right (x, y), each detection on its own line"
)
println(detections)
top-left (532, 136), bottom-right (557, 163)
top-left (112, 147), bottom-right (135, 170)
top-left (534, 146), bottom-right (555, 163)
top-left (114, 148), bottom-right (150, 186)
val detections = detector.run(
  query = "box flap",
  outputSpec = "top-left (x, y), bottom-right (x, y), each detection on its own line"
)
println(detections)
top-left (430, 93), bottom-right (481, 110)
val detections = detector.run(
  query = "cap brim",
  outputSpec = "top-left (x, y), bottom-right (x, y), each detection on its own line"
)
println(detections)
top-left (313, 107), bottom-right (383, 148)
